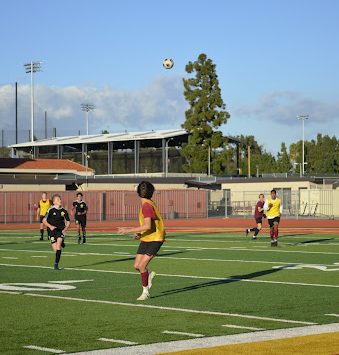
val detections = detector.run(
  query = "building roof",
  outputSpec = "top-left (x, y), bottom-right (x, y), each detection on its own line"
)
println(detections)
top-left (9, 129), bottom-right (189, 148)
top-left (0, 158), bottom-right (92, 172)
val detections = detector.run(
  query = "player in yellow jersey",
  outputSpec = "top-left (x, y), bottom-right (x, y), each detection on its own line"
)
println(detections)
top-left (118, 181), bottom-right (165, 301)
top-left (36, 192), bottom-right (52, 241)
top-left (264, 189), bottom-right (283, 247)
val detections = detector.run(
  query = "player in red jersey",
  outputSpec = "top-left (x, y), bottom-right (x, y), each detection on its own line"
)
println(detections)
top-left (246, 194), bottom-right (265, 240)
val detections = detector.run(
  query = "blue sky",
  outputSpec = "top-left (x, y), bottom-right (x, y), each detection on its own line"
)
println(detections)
top-left (0, 0), bottom-right (338, 153)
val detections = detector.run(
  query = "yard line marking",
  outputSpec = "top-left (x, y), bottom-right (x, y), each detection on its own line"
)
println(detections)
top-left (57, 242), bottom-right (339, 255)
top-left (325, 313), bottom-right (339, 317)
top-left (0, 290), bottom-right (21, 295)
top-left (222, 324), bottom-right (265, 331)
top-left (0, 248), bottom-right (336, 267)
top-left (5, 291), bottom-right (315, 325)
top-left (2, 256), bottom-right (18, 259)
top-left (1, 263), bottom-right (338, 289)
top-left (23, 345), bottom-right (64, 353)
top-left (64, 322), bottom-right (339, 355)
top-left (49, 280), bottom-right (93, 284)
top-left (98, 338), bottom-right (138, 345)
top-left (113, 252), bottom-right (131, 255)
top-left (31, 256), bottom-right (47, 258)
top-left (162, 330), bottom-right (204, 337)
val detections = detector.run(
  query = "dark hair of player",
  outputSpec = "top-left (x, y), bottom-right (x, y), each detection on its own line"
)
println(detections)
top-left (76, 192), bottom-right (83, 197)
top-left (259, 193), bottom-right (264, 198)
top-left (51, 194), bottom-right (61, 202)
top-left (271, 189), bottom-right (277, 194)
top-left (137, 181), bottom-right (155, 199)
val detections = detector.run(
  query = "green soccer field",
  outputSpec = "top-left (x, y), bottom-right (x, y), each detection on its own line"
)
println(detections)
top-left (0, 230), bottom-right (338, 354)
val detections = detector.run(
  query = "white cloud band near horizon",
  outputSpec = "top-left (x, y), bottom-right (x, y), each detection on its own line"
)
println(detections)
top-left (0, 77), bottom-right (337, 153)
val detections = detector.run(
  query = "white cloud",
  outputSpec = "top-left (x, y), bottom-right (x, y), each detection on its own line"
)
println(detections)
top-left (0, 75), bottom-right (187, 143)
top-left (235, 91), bottom-right (339, 125)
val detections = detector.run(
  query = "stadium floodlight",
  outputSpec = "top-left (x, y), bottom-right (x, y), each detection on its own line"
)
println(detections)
top-left (81, 103), bottom-right (95, 135)
top-left (297, 115), bottom-right (309, 176)
top-left (24, 61), bottom-right (43, 143)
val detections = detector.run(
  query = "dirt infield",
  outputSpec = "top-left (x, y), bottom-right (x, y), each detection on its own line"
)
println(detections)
top-left (1, 218), bottom-right (338, 234)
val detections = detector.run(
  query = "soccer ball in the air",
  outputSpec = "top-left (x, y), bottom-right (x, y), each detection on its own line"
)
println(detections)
top-left (163, 58), bottom-right (174, 69)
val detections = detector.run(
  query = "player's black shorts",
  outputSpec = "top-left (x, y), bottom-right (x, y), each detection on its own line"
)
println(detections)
top-left (255, 217), bottom-right (263, 224)
top-left (39, 215), bottom-right (46, 223)
top-left (268, 217), bottom-right (280, 227)
top-left (137, 241), bottom-right (163, 256)
top-left (48, 228), bottom-right (64, 244)
top-left (75, 215), bottom-right (86, 228)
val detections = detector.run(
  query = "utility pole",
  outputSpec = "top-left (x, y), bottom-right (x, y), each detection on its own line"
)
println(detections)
top-left (297, 115), bottom-right (309, 176)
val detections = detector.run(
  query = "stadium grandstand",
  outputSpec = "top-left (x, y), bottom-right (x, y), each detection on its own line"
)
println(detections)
top-left (9, 129), bottom-right (245, 176)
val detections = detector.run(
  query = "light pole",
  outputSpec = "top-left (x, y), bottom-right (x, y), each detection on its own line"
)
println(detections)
top-left (81, 103), bottom-right (95, 135)
top-left (202, 142), bottom-right (211, 176)
top-left (84, 152), bottom-right (91, 186)
top-left (24, 61), bottom-right (43, 143)
top-left (165, 138), bottom-right (174, 177)
top-left (297, 115), bottom-right (309, 175)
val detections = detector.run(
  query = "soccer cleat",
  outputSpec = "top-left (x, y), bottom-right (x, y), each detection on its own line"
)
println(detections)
top-left (271, 240), bottom-right (278, 247)
top-left (137, 291), bottom-right (150, 301)
top-left (61, 241), bottom-right (66, 248)
top-left (82, 237), bottom-right (86, 244)
top-left (148, 271), bottom-right (156, 290)
top-left (54, 263), bottom-right (60, 270)
top-left (245, 229), bottom-right (249, 236)
top-left (78, 236), bottom-right (81, 244)
top-left (40, 237), bottom-right (43, 241)
top-left (252, 236), bottom-right (257, 240)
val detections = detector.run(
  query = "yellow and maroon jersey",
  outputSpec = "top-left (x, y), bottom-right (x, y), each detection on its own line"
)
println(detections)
top-left (139, 200), bottom-right (165, 242)
top-left (38, 199), bottom-right (52, 216)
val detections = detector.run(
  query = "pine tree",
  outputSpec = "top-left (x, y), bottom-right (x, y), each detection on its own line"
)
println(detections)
top-left (181, 53), bottom-right (230, 174)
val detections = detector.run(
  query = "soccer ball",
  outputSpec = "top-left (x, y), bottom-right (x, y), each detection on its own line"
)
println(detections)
top-left (163, 58), bottom-right (174, 69)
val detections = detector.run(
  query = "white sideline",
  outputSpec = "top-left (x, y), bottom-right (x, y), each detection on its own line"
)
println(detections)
top-left (0, 247), bottom-right (336, 267)
top-left (64, 323), bottom-right (339, 355)
top-left (4, 291), bottom-right (315, 325)
top-left (162, 330), bottom-right (204, 337)
top-left (24, 345), bottom-right (65, 353)
top-left (98, 338), bottom-right (138, 345)
top-left (325, 313), bottom-right (339, 317)
top-left (0, 262), bottom-right (338, 289)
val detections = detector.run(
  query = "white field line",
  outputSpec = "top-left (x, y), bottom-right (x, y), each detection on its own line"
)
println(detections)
top-left (98, 338), bottom-right (138, 345)
top-left (23, 345), bottom-right (64, 353)
top-left (31, 256), bottom-right (47, 258)
top-left (45, 242), bottom-right (339, 255)
top-left (0, 290), bottom-right (21, 295)
top-left (2, 256), bottom-right (18, 259)
top-left (63, 322), bottom-right (339, 355)
top-left (162, 330), bottom-right (204, 337)
top-left (0, 247), bottom-right (336, 267)
top-left (1, 263), bottom-right (338, 289)
top-left (2, 290), bottom-right (314, 325)
top-left (222, 324), bottom-right (265, 331)
top-left (325, 313), bottom-right (339, 317)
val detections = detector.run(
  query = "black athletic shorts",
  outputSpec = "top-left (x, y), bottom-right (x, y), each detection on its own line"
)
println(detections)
top-left (39, 215), bottom-right (46, 223)
top-left (268, 216), bottom-right (280, 227)
top-left (137, 241), bottom-right (163, 256)
top-left (75, 215), bottom-right (87, 228)
top-left (255, 217), bottom-right (263, 224)
top-left (48, 228), bottom-right (64, 244)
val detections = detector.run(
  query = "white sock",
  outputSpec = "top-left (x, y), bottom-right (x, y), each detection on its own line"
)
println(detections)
top-left (143, 286), bottom-right (149, 293)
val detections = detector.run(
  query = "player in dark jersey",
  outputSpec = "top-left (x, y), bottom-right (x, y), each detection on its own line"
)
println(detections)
top-left (43, 194), bottom-right (70, 270)
top-left (246, 194), bottom-right (265, 240)
top-left (72, 192), bottom-right (88, 244)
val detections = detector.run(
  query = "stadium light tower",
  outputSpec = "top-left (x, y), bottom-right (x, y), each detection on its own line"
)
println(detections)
top-left (297, 115), bottom-right (309, 176)
top-left (24, 61), bottom-right (43, 142)
top-left (81, 103), bottom-right (95, 135)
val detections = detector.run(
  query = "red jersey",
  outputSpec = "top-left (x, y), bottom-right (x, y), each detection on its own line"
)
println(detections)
top-left (254, 201), bottom-right (264, 218)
